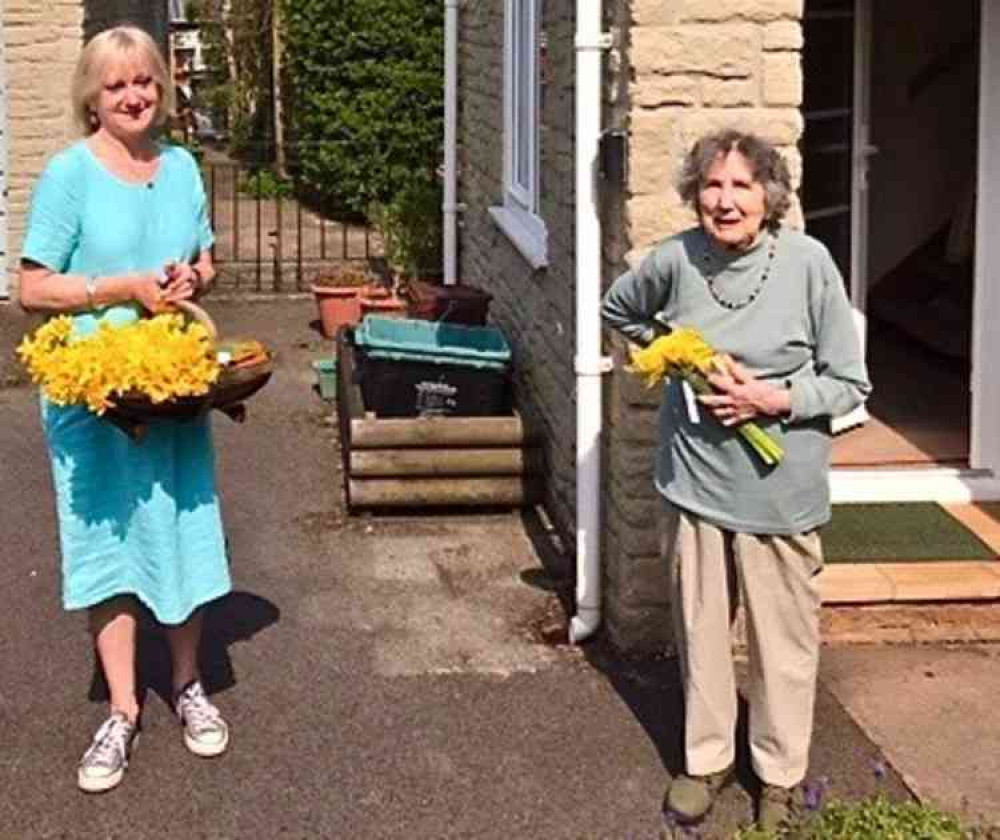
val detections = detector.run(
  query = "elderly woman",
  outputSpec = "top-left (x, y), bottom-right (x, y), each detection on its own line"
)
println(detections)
top-left (601, 130), bottom-right (871, 831)
top-left (19, 26), bottom-right (230, 793)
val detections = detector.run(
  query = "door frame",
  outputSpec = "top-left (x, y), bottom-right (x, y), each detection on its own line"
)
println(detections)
top-left (830, 0), bottom-right (1000, 502)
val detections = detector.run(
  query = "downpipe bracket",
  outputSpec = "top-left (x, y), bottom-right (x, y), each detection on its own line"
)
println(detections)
top-left (575, 32), bottom-right (613, 52)
top-left (575, 355), bottom-right (614, 376)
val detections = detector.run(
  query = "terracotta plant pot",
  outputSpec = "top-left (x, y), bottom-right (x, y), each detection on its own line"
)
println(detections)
top-left (359, 291), bottom-right (407, 319)
top-left (311, 284), bottom-right (365, 338)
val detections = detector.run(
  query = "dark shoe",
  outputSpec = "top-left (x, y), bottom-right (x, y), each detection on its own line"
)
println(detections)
top-left (664, 766), bottom-right (733, 824)
top-left (757, 783), bottom-right (800, 832)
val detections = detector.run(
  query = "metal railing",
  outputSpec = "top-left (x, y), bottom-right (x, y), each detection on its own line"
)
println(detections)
top-left (201, 158), bottom-right (380, 294)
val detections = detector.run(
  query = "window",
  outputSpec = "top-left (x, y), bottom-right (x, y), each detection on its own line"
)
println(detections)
top-left (490, 0), bottom-right (548, 269)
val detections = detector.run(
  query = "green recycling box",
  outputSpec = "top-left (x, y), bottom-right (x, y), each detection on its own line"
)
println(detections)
top-left (353, 316), bottom-right (513, 417)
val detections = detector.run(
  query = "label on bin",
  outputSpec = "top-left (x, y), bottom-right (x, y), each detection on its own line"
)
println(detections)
top-left (415, 380), bottom-right (459, 416)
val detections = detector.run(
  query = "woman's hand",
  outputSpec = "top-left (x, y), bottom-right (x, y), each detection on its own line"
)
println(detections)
top-left (699, 356), bottom-right (791, 426)
top-left (130, 273), bottom-right (169, 313)
top-left (160, 261), bottom-right (201, 305)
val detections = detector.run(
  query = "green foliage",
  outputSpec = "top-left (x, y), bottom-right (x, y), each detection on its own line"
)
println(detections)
top-left (369, 178), bottom-right (443, 280)
top-left (238, 168), bottom-right (293, 199)
top-left (734, 795), bottom-right (969, 840)
top-left (187, 0), bottom-right (275, 163)
top-left (280, 0), bottom-right (444, 215)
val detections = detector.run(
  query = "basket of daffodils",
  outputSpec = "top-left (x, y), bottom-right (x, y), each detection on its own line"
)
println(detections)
top-left (17, 301), bottom-right (272, 440)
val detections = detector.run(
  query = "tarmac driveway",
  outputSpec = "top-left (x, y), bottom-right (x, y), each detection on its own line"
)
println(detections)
top-left (0, 299), bottom-right (911, 839)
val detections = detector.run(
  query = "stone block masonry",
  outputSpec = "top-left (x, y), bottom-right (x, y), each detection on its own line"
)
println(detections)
top-left (3, 2), bottom-right (85, 289)
top-left (2, 2), bottom-right (165, 293)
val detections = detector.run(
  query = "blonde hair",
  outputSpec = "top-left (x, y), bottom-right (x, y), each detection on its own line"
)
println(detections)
top-left (71, 25), bottom-right (175, 136)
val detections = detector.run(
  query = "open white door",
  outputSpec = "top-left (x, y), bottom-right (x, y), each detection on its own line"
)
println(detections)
top-left (802, 0), bottom-right (873, 433)
top-left (971, 0), bottom-right (1000, 473)
top-left (828, 0), bottom-right (1000, 501)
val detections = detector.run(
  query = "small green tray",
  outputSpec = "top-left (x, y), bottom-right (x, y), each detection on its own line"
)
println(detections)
top-left (312, 358), bottom-right (338, 400)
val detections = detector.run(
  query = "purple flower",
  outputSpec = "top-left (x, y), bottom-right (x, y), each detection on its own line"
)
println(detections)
top-left (803, 776), bottom-right (830, 811)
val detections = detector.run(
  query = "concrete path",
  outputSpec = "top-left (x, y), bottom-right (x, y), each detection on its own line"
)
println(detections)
top-left (822, 644), bottom-right (1000, 828)
top-left (0, 298), bottom-right (963, 838)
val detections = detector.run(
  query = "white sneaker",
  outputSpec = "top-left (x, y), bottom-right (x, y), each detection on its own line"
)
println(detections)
top-left (174, 680), bottom-right (229, 757)
top-left (78, 711), bottom-right (137, 793)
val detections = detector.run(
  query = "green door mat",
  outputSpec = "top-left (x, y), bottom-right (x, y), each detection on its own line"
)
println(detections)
top-left (822, 503), bottom-right (996, 563)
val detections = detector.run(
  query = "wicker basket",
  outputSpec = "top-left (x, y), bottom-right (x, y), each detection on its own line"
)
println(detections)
top-left (104, 301), bottom-right (273, 440)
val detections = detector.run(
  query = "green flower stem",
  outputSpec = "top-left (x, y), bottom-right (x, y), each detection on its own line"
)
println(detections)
top-left (685, 371), bottom-right (784, 467)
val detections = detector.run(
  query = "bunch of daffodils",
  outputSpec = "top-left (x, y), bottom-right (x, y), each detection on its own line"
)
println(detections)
top-left (17, 314), bottom-right (221, 415)
top-left (628, 327), bottom-right (784, 466)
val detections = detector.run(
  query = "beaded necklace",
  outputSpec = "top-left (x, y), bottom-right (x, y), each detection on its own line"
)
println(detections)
top-left (700, 230), bottom-right (778, 311)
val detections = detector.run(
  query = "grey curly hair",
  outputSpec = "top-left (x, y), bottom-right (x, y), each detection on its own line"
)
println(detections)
top-left (676, 129), bottom-right (793, 230)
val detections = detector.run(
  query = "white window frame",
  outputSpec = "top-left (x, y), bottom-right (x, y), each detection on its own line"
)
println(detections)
top-left (489, 0), bottom-right (548, 269)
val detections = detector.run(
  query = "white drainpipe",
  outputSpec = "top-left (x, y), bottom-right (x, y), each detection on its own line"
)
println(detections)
top-left (442, 0), bottom-right (459, 286)
top-left (569, 3), bottom-right (612, 644)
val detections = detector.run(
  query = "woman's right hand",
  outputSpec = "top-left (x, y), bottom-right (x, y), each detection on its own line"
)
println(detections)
top-left (130, 273), bottom-right (168, 313)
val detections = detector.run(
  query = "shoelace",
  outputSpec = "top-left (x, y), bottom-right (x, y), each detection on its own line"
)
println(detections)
top-left (176, 683), bottom-right (223, 734)
top-left (81, 714), bottom-right (133, 770)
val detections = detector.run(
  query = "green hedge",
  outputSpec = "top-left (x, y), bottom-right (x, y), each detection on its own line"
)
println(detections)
top-left (281, 0), bottom-right (444, 216)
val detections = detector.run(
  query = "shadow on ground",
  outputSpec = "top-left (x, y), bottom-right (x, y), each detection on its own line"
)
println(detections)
top-left (88, 590), bottom-right (280, 709)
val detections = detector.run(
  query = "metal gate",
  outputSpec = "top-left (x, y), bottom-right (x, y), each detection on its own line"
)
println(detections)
top-left (201, 150), bottom-right (380, 294)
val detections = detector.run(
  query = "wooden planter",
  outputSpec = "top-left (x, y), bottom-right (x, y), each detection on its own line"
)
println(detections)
top-left (336, 331), bottom-right (540, 510)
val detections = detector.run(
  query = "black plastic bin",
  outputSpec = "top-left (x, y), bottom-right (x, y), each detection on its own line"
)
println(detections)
top-left (353, 316), bottom-right (513, 418)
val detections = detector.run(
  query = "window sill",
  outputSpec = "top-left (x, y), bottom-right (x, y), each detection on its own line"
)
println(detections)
top-left (489, 205), bottom-right (548, 270)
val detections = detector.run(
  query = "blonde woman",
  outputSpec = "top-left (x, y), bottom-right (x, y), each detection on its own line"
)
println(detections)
top-left (19, 25), bottom-right (230, 793)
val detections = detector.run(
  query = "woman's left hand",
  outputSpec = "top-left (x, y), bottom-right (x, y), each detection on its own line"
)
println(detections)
top-left (699, 357), bottom-right (791, 426)
top-left (160, 261), bottom-right (201, 304)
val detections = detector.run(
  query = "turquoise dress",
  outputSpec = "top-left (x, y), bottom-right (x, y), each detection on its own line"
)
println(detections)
top-left (22, 141), bottom-right (231, 625)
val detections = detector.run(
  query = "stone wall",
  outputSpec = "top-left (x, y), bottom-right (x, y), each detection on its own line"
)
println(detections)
top-left (457, 4), bottom-right (580, 545)
top-left (602, 0), bottom-right (805, 653)
top-left (3, 1), bottom-right (85, 290)
top-left (2, 2), bottom-right (165, 295)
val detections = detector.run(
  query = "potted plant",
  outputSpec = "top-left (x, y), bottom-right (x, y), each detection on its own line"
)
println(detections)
top-left (310, 265), bottom-right (377, 338)
top-left (368, 178), bottom-right (443, 320)
top-left (370, 179), bottom-right (491, 325)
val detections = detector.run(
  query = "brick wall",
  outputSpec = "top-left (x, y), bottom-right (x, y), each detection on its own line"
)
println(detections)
top-left (601, 0), bottom-right (805, 653)
top-left (457, 3), bottom-right (580, 545)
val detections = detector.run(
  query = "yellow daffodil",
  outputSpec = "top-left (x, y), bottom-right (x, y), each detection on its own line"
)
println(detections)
top-left (17, 314), bottom-right (221, 415)
top-left (626, 326), bottom-right (784, 467)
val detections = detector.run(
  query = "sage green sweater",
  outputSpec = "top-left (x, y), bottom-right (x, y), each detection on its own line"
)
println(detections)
top-left (601, 226), bottom-right (872, 535)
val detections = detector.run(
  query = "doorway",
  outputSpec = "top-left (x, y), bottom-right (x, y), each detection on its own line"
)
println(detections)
top-left (801, 0), bottom-right (980, 468)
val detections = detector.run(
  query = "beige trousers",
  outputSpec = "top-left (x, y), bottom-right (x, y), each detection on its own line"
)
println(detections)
top-left (661, 501), bottom-right (823, 788)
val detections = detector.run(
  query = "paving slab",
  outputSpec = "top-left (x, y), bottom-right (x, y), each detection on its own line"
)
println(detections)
top-left (822, 644), bottom-right (1000, 828)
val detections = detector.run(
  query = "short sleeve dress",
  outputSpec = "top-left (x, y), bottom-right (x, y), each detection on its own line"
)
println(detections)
top-left (22, 141), bottom-right (231, 625)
